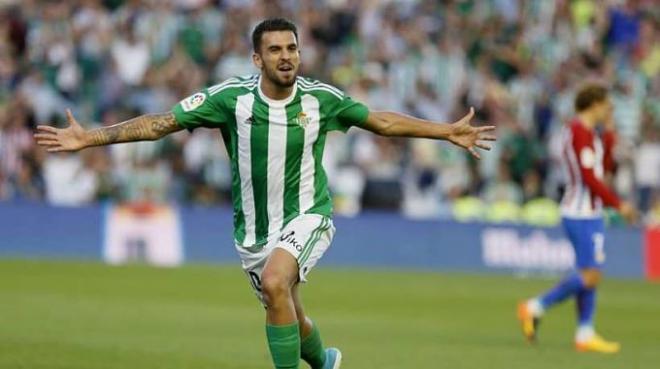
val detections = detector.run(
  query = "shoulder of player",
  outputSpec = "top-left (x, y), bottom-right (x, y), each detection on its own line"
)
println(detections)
top-left (566, 119), bottom-right (590, 138)
top-left (568, 117), bottom-right (595, 132)
top-left (206, 75), bottom-right (259, 98)
top-left (296, 76), bottom-right (344, 100)
top-left (567, 120), bottom-right (595, 150)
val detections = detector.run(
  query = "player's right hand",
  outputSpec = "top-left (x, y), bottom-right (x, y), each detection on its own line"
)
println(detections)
top-left (619, 201), bottom-right (638, 225)
top-left (34, 109), bottom-right (88, 152)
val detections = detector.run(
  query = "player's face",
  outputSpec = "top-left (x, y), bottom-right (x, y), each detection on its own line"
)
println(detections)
top-left (595, 98), bottom-right (613, 123)
top-left (253, 31), bottom-right (300, 88)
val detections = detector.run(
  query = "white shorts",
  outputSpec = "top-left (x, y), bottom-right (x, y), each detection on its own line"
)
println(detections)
top-left (234, 213), bottom-right (335, 304)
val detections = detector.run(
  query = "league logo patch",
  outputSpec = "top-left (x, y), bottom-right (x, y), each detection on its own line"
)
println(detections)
top-left (181, 92), bottom-right (206, 112)
top-left (294, 111), bottom-right (311, 128)
top-left (580, 147), bottom-right (596, 169)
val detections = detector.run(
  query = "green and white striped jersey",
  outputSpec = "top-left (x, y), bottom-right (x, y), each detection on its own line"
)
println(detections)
top-left (172, 74), bottom-right (369, 248)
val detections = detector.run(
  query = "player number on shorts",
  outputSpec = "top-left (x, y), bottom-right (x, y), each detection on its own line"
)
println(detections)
top-left (248, 271), bottom-right (262, 292)
top-left (592, 233), bottom-right (606, 264)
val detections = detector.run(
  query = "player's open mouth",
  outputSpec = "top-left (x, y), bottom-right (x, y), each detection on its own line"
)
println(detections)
top-left (278, 65), bottom-right (293, 72)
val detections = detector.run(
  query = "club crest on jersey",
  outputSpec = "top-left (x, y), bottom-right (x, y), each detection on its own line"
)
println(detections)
top-left (181, 92), bottom-right (206, 112)
top-left (294, 112), bottom-right (311, 128)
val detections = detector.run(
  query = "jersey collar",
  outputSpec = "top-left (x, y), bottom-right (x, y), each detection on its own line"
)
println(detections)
top-left (257, 74), bottom-right (298, 107)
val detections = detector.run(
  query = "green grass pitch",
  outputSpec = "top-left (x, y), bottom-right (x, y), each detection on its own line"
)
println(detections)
top-left (1, 259), bottom-right (659, 369)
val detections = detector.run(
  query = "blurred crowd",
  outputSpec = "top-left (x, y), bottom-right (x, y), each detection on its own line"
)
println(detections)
top-left (1, 0), bottom-right (659, 225)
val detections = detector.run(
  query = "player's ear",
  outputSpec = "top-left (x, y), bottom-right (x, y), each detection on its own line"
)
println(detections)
top-left (252, 52), bottom-right (263, 69)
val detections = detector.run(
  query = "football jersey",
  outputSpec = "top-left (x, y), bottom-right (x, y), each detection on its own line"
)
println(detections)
top-left (172, 74), bottom-right (369, 247)
top-left (560, 118), bottom-right (620, 218)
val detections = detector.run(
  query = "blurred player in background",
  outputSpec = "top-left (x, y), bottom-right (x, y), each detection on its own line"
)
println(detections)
top-left (518, 83), bottom-right (637, 354)
top-left (34, 18), bottom-right (495, 369)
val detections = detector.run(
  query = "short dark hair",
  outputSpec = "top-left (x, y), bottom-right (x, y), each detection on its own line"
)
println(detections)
top-left (575, 83), bottom-right (608, 112)
top-left (252, 18), bottom-right (298, 53)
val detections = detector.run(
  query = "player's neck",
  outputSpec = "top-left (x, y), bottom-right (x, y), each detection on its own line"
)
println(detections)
top-left (259, 76), bottom-right (294, 101)
top-left (577, 112), bottom-right (598, 130)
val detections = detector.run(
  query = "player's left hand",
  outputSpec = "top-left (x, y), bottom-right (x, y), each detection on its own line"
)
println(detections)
top-left (448, 107), bottom-right (496, 159)
top-left (619, 201), bottom-right (639, 225)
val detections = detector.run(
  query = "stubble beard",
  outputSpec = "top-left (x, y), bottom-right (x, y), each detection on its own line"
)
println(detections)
top-left (264, 66), bottom-right (297, 88)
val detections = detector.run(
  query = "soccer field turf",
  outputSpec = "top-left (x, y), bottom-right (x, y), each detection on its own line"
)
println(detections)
top-left (1, 260), bottom-right (658, 369)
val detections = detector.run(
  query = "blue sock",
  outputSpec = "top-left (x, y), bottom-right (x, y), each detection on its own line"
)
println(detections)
top-left (540, 273), bottom-right (585, 310)
top-left (576, 287), bottom-right (596, 326)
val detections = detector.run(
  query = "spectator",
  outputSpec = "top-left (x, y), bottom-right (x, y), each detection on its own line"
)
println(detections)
top-left (43, 151), bottom-right (99, 206)
top-left (482, 161), bottom-right (523, 205)
top-left (634, 117), bottom-right (660, 213)
top-left (111, 19), bottom-right (150, 86)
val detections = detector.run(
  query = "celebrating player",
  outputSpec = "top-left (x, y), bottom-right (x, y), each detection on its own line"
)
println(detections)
top-left (517, 84), bottom-right (637, 353)
top-left (34, 18), bottom-right (495, 369)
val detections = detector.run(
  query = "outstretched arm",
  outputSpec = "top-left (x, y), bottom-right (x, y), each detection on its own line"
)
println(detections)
top-left (34, 109), bottom-right (183, 152)
top-left (361, 107), bottom-right (496, 159)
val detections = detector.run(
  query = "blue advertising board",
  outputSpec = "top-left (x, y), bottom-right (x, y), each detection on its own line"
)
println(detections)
top-left (0, 202), bottom-right (644, 278)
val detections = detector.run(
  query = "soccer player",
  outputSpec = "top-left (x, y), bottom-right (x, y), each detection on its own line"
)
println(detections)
top-left (517, 84), bottom-right (637, 353)
top-left (35, 18), bottom-right (495, 369)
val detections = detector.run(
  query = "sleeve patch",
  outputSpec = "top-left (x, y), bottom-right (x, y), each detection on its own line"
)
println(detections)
top-left (580, 147), bottom-right (596, 169)
top-left (180, 92), bottom-right (207, 112)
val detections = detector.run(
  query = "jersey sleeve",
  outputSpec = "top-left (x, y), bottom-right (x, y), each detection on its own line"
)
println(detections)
top-left (326, 95), bottom-right (369, 133)
top-left (572, 126), bottom-right (621, 208)
top-left (171, 88), bottom-right (228, 130)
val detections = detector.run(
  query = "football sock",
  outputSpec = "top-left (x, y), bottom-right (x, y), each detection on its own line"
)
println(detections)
top-left (266, 322), bottom-right (300, 369)
top-left (577, 287), bottom-right (596, 327)
top-left (539, 273), bottom-right (585, 310)
top-left (526, 298), bottom-right (544, 316)
top-left (575, 324), bottom-right (595, 342)
top-left (300, 321), bottom-right (326, 369)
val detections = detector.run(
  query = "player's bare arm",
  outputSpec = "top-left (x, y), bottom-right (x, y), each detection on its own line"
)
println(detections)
top-left (363, 107), bottom-right (496, 159)
top-left (34, 109), bottom-right (182, 152)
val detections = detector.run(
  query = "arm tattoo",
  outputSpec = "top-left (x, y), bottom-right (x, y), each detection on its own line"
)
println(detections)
top-left (87, 113), bottom-right (181, 146)
top-left (152, 117), bottom-right (174, 135)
